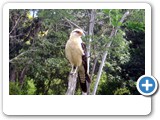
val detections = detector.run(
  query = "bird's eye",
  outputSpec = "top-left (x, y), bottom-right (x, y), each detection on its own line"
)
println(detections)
top-left (75, 31), bottom-right (80, 34)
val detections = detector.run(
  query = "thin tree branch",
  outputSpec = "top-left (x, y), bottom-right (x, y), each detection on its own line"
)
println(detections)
top-left (9, 10), bottom-right (27, 35)
top-left (64, 17), bottom-right (87, 34)
top-left (65, 17), bottom-right (82, 29)
top-left (90, 54), bottom-right (99, 81)
top-left (9, 50), bottom-right (37, 63)
top-left (9, 33), bottom-right (25, 38)
top-left (9, 16), bottom-right (21, 35)
top-left (92, 11), bottom-right (130, 95)
top-left (9, 16), bottom-right (22, 35)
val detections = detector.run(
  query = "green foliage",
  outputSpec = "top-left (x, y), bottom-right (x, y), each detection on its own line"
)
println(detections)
top-left (9, 82), bottom-right (21, 95)
top-left (27, 80), bottom-right (37, 95)
top-left (114, 87), bottom-right (131, 95)
top-left (9, 79), bottom-right (36, 95)
top-left (9, 9), bottom-right (145, 95)
top-left (103, 9), bottom-right (123, 27)
top-left (97, 73), bottom-right (123, 95)
top-left (124, 21), bottom-right (145, 32)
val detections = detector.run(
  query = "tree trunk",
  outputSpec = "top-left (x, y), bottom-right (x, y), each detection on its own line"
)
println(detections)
top-left (9, 67), bottom-right (17, 82)
top-left (19, 60), bottom-right (32, 89)
top-left (87, 55), bottom-right (98, 94)
top-left (86, 9), bottom-right (96, 95)
top-left (87, 9), bottom-right (96, 74)
top-left (90, 55), bottom-right (99, 81)
top-left (19, 67), bottom-right (27, 89)
top-left (92, 41), bottom-right (112, 95)
top-left (92, 11), bottom-right (130, 95)
top-left (65, 73), bottom-right (78, 95)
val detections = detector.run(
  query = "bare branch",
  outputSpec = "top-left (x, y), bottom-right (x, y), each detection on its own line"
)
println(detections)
top-left (9, 16), bottom-right (21, 35)
top-left (9, 49), bottom-right (36, 63)
top-left (65, 17), bottom-right (82, 29)
top-left (92, 11), bottom-right (130, 95)
top-left (9, 33), bottom-right (25, 38)
top-left (9, 10), bottom-right (27, 35)
top-left (90, 54), bottom-right (99, 81)
top-left (64, 17), bottom-right (87, 34)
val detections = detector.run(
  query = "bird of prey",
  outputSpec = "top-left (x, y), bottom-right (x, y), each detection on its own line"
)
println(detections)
top-left (65, 28), bottom-right (91, 95)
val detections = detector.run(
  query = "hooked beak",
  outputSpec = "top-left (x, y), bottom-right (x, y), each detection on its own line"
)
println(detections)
top-left (82, 32), bottom-right (85, 37)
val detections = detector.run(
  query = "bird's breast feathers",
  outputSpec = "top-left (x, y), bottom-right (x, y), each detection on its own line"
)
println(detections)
top-left (65, 37), bottom-right (84, 66)
top-left (66, 38), bottom-right (84, 55)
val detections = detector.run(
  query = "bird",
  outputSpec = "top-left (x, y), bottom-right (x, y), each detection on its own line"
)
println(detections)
top-left (65, 28), bottom-right (91, 95)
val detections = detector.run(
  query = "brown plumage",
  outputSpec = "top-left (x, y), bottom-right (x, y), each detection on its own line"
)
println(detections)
top-left (78, 42), bottom-right (91, 93)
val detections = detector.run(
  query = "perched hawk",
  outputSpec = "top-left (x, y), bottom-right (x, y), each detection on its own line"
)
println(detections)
top-left (65, 28), bottom-right (91, 95)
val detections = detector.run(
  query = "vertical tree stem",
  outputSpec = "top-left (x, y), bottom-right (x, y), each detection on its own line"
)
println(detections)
top-left (92, 11), bottom-right (130, 95)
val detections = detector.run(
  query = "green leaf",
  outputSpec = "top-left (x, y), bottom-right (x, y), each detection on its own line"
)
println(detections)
top-left (117, 22), bottom-right (122, 26)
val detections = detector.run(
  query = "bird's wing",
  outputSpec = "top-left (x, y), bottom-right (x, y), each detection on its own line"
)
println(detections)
top-left (78, 42), bottom-right (91, 93)
top-left (81, 42), bottom-right (88, 72)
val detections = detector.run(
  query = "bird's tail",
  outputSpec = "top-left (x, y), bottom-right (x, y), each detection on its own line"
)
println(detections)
top-left (78, 65), bottom-right (91, 93)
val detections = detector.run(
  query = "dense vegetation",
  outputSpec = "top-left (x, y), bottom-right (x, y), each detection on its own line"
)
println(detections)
top-left (9, 9), bottom-right (145, 95)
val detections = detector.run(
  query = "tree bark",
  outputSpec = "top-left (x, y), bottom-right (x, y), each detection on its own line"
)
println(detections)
top-left (9, 67), bottom-right (17, 82)
top-left (87, 9), bottom-right (96, 74)
top-left (92, 41), bottom-right (112, 95)
top-left (86, 9), bottom-right (96, 95)
top-left (92, 11), bottom-right (130, 95)
top-left (90, 55), bottom-right (99, 81)
top-left (87, 55), bottom-right (99, 94)
top-left (65, 73), bottom-right (78, 95)
top-left (19, 67), bottom-right (27, 89)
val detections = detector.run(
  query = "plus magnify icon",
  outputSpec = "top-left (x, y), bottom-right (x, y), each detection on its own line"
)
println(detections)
top-left (142, 80), bottom-right (153, 91)
top-left (137, 75), bottom-right (158, 96)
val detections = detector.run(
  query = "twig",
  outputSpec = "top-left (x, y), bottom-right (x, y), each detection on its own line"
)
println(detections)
top-left (64, 17), bottom-right (87, 34)
top-left (65, 17), bottom-right (82, 29)
top-left (9, 34), bottom-right (25, 38)
top-left (9, 17), bottom-right (21, 35)
top-left (9, 49), bottom-right (37, 63)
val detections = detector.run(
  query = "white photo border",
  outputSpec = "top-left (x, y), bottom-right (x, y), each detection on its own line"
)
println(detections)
top-left (3, 3), bottom-right (151, 115)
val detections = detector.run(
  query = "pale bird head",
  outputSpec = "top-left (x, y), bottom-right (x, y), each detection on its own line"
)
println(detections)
top-left (70, 28), bottom-right (85, 38)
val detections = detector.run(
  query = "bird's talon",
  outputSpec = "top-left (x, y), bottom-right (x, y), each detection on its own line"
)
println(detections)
top-left (70, 72), bottom-right (73, 75)
top-left (70, 72), bottom-right (77, 76)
